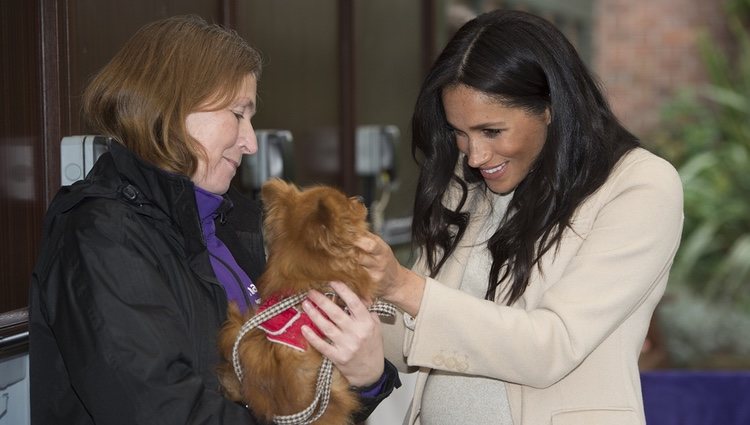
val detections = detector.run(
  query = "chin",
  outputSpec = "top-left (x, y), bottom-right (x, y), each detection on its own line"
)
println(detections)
top-left (208, 179), bottom-right (232, 195)
top-left (486, 182), bottom-right (515, 196)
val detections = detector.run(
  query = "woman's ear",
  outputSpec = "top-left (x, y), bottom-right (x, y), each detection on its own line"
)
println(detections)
top-left (544, 107), bottom-right (552, 125)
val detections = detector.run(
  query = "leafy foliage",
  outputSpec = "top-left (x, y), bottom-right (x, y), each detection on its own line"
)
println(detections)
top-left (651, 0), bottom-right (750, 367)
top-left (655, 13), bottom-right (750, 312)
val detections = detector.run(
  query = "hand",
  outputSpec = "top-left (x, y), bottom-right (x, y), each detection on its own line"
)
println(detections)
top-left (354, 234), bottom-right (404, 298)
top-left (355, 234), bottom-right (426, 316)
top-left (300, 281), bottom-right (384, 387)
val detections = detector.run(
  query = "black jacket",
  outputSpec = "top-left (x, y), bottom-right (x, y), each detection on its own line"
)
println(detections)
top-left (30, 141), bottom-right (398, 425)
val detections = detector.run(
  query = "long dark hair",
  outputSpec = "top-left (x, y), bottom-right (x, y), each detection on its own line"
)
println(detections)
top-left (411, 10), bottom-right (639, 304)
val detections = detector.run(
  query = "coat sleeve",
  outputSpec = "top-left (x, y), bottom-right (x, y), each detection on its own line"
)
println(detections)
top-left (39, 203), bottom-right (262, 425)
top-left (399, 153), bottom-right (684, 388)
top-left (351, 359), bottom-right (403, 422)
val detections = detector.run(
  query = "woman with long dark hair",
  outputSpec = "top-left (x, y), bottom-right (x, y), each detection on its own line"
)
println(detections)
top-left (359, 10), bottom-right (683, 424)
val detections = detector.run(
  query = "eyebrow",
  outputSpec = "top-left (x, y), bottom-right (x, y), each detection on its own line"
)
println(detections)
top-left (234, 98), bottom-right (256, 115)
top-left (447, 120), bottom-right (507, 131)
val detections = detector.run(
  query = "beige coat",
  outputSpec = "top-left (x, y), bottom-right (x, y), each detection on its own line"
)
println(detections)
top-left (382, 148), bottom-right (684, 425)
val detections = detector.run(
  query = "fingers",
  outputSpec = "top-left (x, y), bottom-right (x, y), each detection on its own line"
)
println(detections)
top-left (300, 286), bottom-right (385, 387)
top-left (301, 284), bottom-right (370, 330)
top-left (301, 322), bottom-right (337, 359)
top-left (330, 281), bottom-right (371, 316)
top-left (301, 291), bottom-right (346, 336)
top-left (356, 235), bottom-right (393, 278)
top-left (354, 234), bottom-right (379, 253)
top-left (300, 284), bottom-right (376, 357)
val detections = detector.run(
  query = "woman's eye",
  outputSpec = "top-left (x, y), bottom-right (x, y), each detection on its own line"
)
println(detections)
top-left (483, 128), bottom-right (503, 137)
top-left (232, 111), bottom-right (244, 121)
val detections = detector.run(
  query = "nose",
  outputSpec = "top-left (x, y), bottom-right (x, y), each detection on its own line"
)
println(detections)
top-left (465, 138), bottom-right (491, 168)
top-left (238, 117), bottom-right (258, 155)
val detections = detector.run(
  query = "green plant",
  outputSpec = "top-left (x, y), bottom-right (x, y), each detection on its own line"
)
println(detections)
top-left (656, 16), bottom-right (750, 311)
top-left (650, 0), bottom-right (750, 368)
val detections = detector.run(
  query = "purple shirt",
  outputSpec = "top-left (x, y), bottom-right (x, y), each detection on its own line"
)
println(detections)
top-left (195, 186), bottom-right (260, 313)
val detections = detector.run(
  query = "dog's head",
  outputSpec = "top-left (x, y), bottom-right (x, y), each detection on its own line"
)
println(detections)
top-left (259, 179), bottom-right (373, 297)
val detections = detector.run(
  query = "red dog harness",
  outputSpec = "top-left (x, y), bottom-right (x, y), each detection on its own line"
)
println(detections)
top-left (257, 294), bottom-right (324, 351)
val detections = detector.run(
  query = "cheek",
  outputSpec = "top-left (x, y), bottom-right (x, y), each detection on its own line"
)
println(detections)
top-left (528, 127), bottom-right (548, 158)
top-left (514, 125), bottom-right (548, 160)
top-left (185, 115), bottom-right (204, 144)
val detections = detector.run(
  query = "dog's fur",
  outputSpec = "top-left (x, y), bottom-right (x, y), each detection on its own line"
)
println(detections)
top-left (217, 179), bottom-right (378, 425)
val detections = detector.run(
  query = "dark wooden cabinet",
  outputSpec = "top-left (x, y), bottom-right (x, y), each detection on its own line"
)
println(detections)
top-left (1, 0), bottom-right (48, 315)
top-left (0, 0), bottom-right (227, 317)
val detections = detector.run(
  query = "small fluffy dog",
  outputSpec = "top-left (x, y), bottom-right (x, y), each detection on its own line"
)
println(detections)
top-left (217, 178), bottom-right (379, 425)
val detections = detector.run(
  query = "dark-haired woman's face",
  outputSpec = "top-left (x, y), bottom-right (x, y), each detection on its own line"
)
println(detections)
top-left (442, 84), bottom-right (550, 195)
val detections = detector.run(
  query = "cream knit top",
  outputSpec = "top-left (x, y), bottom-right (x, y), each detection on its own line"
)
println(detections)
top-left (419, 191), bottom-right (514, 425)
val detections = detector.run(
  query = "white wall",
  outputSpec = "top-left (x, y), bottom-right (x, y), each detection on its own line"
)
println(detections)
top-left (365, 372), bottom-right (416, 425)
top-left (0, 353), bottom-right (29, 425)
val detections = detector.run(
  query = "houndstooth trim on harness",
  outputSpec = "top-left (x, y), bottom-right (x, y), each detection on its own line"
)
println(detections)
top-left (231, 291), bottom-right (396, 425)
top-left (273, 357), bottom-right (334, 425)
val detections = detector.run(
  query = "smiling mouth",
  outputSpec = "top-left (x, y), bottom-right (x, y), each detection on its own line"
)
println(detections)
top-left (482, 162), bottom-right (508, 174)
top-left (224, 157), bottom-right (240, 168)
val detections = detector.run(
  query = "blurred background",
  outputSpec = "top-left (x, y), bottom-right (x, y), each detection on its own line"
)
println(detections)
top-left (2, 0), bottom-right (749, 423)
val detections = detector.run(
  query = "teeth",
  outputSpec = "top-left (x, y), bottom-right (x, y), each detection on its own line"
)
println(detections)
top-left (484, 162), bottom-right (507, 174)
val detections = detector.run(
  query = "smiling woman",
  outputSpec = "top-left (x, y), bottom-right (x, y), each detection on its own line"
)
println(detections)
top-left (28, 15), bottom-right (399, 425)
top-left (442, 83), bottom-right (550, 195)
top-left (354, 9), bottom-right (684, 425)
top-left (186, 74), bottom-right (259, 195)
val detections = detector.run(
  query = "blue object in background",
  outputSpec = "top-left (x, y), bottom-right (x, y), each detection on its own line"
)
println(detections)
top-left (641, 370), bottom-right (750, 425)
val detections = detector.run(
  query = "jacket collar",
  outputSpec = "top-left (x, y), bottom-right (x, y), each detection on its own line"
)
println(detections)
top-left (86, 140), bottom-right (263, 282)
top-left (104, 140), bottom-right (207, 259)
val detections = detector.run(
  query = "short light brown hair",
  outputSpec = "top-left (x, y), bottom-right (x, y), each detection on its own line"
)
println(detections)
top-left (82, 15), bottom-right (262, 176)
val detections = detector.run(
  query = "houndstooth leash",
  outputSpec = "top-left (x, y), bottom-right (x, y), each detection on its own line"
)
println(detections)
top-left (231, 291), bottom-right (397, 425)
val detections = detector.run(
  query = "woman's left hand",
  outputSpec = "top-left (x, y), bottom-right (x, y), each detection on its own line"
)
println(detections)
top-left (300, 281), bottom-right (384, 388)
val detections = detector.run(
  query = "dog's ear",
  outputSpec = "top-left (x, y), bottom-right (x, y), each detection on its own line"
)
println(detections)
top-left (314, 197), bottom-right (335, 229)
top-left (261, 179), bottom-right (299, 244)
top-left (304, 193), bottom-right (361, 256)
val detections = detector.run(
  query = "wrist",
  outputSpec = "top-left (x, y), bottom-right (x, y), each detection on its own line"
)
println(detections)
top-left (352, 365), bottom-right (387, 398)
top-left (386, 267), bottom-right (425, 317)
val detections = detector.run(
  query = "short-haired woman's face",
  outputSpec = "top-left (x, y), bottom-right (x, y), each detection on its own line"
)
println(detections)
top-left (442, 84), bottom-right (550, 195)
top-left (186, 74), bottom-right (258, 194)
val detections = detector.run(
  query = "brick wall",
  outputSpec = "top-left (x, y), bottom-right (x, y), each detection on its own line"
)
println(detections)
top-left (593, 0), bottom-right (731, 138)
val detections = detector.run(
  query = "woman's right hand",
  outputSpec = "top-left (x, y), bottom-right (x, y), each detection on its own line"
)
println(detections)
top-left (355, 234), bottom-right (426, 317)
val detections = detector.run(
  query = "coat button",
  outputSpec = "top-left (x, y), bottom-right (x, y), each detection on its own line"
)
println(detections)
top-left (122, 185), bottom-right (137, 201)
